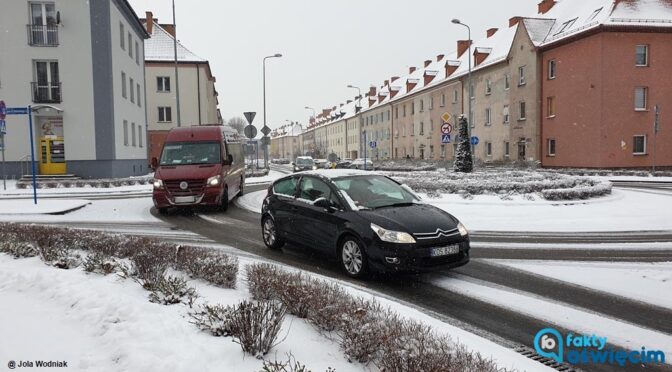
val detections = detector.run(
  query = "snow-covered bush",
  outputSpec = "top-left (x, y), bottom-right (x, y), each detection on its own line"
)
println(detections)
top-left (229, 300), bottom-right (287, 358)
top-left (375, 159), bottom-right (440, 172)
top-left (83, 252), bottom-right (124, 275)
top-left (0, 239), bottom-right (38, 258)
top-left (189, 303), bottom-right (234, 337)
top-left (340, 301), bottom-right (399, 363)
top-left (246, 263), bottom-right (287, 301)
top-left (130, 250), bottom-right (169, 290)
top-left (149, 275), bottom-right (198, 306)
top-left (260, 353), bottom-right (334, 372)
top-left (176, 246), bottom-right (238, 289)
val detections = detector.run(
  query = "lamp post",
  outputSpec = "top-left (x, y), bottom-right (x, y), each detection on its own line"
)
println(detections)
top-left (452, 18), bottom-right (474, 160)
top-left (172, 0), bottom-right (181, 127)
top-left (347, 85), bottom-right (361, 159)
top-left (263, 53), bottom-right (282, 168)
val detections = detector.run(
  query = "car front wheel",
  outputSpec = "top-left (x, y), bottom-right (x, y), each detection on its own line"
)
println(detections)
top-left (262, 216), bottom-right (284, 250)
top-left (339, 236), bottom-right (368, 278)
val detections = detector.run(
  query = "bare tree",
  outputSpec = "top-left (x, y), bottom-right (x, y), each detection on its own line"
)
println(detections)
top-left (227, 117), bottom-right (246, 134)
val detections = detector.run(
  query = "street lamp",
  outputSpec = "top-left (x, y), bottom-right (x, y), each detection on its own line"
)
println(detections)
top-left (263, 53), bottom-right (282, 168)
top-left (347, 85), bottom-right (361, 159)
top-left (452, 18), bottom-right (474, 160)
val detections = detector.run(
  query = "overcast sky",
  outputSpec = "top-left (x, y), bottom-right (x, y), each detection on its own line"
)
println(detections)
top-left (127, 0), bottom-right (535, 130)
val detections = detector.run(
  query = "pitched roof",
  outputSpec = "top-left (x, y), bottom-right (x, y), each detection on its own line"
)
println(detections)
top-left (143, 20), bottom-right (206, 62)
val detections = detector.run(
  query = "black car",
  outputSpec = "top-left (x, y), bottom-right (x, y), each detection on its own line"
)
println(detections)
top-left (260, 170), bottom-right (470, 278)
top-left (292, 157), bottom-right (317, 172)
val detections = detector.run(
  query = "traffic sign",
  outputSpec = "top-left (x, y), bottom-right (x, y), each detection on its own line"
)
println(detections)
top-left (260, 136), bottom-right (271, 146)
top-left (470, 136), bottom-right (479, 145)
top-left (441, 123), bottom-right (452, 134)
top-left (244, 112), bottom-right (256, 125)
top-left (6, 107), bottom-right (28, 115)
top-left (244, 125), bottom-right (257, 139)
top-left (369, 141), bottom-right (377, 149)
top-left (261, 125), bottom-right (271, 136)
top-left (0, 100), bottom-right (6, 119)
top-left (0, 119), bottom-right (6, 135)
top-left (441, 112), bottom-right (451, 123)
top-left (441, 134), bottom-right (451, 144)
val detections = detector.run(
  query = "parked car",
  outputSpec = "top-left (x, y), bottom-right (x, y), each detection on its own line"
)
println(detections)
top-left (350, 158), bottom-right (374, 170)
top-left (335, 159), bottom-right (352, 169)
top-left (314, 158), bottom-right (327, 169)
top-left (292, 156), bottom-right (317, 172)
top-left (151, 125), bottom-right (245, 214)
top-left (260, 170), bottom-right (470, 278)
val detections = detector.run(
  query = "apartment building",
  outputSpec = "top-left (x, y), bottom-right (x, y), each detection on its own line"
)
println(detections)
top-left (0, 0), bottom-right (149, 178)
top-left (141, 12), bottom-right (221, 161)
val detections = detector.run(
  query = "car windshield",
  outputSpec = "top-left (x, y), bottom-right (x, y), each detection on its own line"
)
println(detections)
top-left (332, 175), bottom-right (419, 209)
top-left (160, 142), bottom-right (221, 165)
top-left (296, 158), bottom-right (314, 166)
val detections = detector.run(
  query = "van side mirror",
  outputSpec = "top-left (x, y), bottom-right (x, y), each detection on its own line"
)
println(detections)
top-left (150, 157), bottom-right (158, 170)
top-left (223, 154), bottom-right (233, 165)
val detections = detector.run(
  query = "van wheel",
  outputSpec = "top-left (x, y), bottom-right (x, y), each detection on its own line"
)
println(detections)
top-left (238, 177), bottom-right (244, 197)
top-left (219, 187), bottom-right (229, 212)
top-left (158, 207), bottom-right (168, 215)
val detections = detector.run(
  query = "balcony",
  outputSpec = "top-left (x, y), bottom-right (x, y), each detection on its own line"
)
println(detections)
top-left (31, 82), bottom-right (62, 103)
top-left (27, 24), bottom-right (59, 46)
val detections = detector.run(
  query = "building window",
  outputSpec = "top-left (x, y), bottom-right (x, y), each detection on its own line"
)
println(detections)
top-left (440, 144), bottom-right (446, 158)
top-left (555, 18), bottom-right (577, 35)
top-left (547, 139), bottom-right (556, 156)
top-left (410, 123), bottom-right (415, 136)
top-left (135, 42), bottom-right (140, 65)
top-left (429, 97), bottom-right (434, 110)
top-left (441, 94), bottom-right (446, 106)
top-left (32, 60), bottom-right (61, 103)
top-left (503, 105), bottom-right (510, 124)
top-left (635, 87), bottom-right (647, 111)
top-left (505, 74), bottom-right (510, 90)
top-left (157, 77), bottom-right (170, 92)
top-left (411, 102), bottom-right (415, 115)
top-left (486, 142), bottom-right (492, 157)
top-left (420, 100), bottom-right (424, 112)
top-left (130, 78), bottom-right (135, 103)
top-left (633, 135), bottom-right (646, 155)
top-left (403, 105), bottom-right (406, 117)
top-left (589, 7), bottom-right (603, 21)
top-left (485, 108), bottom-right (491, 125)
top-left (469, 84), bottom-right (474, 99)
top-left (131, 122), bottom-right (136, 146)
top-left (137, 84), bottom-right (141, 107)
top-left (29, 3), bottom-right (58, 46)
top-left (548, 59), bottom-right (556, 79)
top-left (519, 101), bottom-right (526, 120)
top-left (128, 33), bottom-right (133, 58)
top-left (452, 90), bottom-right (458, 103)
top-left (518, 66), bottom-right (526, 86)
top-left (138, 125), bottom-right (143, 148)
top-left (121, 72), bottom-right (127, 98)
top-left (158, 107), bottom-right (172, 122)
top-left (395, 107), bottom-right (399, 119)
top-left (504, 141), bottom-right (510, 157)
top-left (547, 96), bottom-right (556, 117)
top-left (419, 122), bottom-right (424, 135)
top-left (120, 22), bottom-right (125, 50)
top-left (636, 45), bottom-right (649, 66)
top-left (123, 120), bottom-right (128, 145)
top-left (387, 110), bottom-right (390, 120)
top-left (485, 79), bottom-right (492, 95)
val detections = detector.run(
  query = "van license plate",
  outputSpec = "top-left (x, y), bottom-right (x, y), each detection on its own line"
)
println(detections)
top-left (174, 196), bottom-right (196, 204)
top-left (430, 244), bottom-right (460, 257)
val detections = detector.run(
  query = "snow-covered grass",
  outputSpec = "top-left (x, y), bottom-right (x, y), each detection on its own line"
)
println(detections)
top-left (0, 199), bottom-right (90, 214)
top-left (0, 197), bottom-right (157, 223)
top-left (491, 260), bottom-right (672, 310)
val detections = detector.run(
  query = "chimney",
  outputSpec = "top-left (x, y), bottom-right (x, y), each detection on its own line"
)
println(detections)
top-left (424, 59), bottom-right (432, 68)
top-left (509, 16), bottom-right (522, 27)
top-left (332, 106), bottom-right (337, 111)
top-left (161, 23), bottom-right (176, 37)
top-left (368, 86), bottom-right (377, 97)
top-left (322, 109), bottom-right (331, 117)
top-left (409, 66), bottom-right (417, 74)
top-left (457, 40), bottom-right (472, 58)
top-left (391, 76), bottom-right (400, 83)
top-left (145, 11), bottom-right (154, 34)
top-left (346, 100), bottom-right (353, 104)
top-left (340, 103), bottom-right (344, 107)
top-left (487, 28), bottom-right (498, 38)
top-left (436, 54), bottom-right (445, 62)
top-left (538, 0), bottom-right (557, 14)
top-left (384, 79), bottom-right (389, 86)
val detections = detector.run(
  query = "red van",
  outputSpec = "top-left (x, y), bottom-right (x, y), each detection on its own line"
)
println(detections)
top-left (151, 125), bottom-right (246, 213)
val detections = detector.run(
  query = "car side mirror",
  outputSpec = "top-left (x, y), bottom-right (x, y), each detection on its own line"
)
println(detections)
top-left (291, 162), bottom-right (295, 166)
top-left (150, 157), bottom-right (158, 170)
top-left (314, 197), bottom-right (331, 210)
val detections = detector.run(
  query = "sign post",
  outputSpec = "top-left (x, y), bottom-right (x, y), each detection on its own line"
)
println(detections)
top-left (4, 105), bottom-right (37, 203)
top-left (0, 100), bottom-right (6, 190)
top-left (652, 104), bottom-right (660, 174)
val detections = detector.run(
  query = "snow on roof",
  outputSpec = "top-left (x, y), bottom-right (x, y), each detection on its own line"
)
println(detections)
top-left (608, 0), bottom-right (672, 26)
top-left (301, 169), bottom-right (377, 179)
top-left (143, 20), bottom-right (206, 62)
top-left (523, 18), bottom-right (556, 46)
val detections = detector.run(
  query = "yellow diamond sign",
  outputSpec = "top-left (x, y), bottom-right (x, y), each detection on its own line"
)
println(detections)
top-left (441, 112), bottom-right (451, 123)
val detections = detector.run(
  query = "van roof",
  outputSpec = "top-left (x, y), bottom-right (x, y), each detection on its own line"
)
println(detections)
top-left (165, 125), bottom-right (242, 143)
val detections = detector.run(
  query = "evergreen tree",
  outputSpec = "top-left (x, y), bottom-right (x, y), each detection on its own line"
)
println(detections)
top-left (453, 115), bottom-right (473, 172)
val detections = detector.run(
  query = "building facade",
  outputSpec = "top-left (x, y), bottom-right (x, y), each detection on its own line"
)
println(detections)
top-left (0, 0), bottom-right (149, 178)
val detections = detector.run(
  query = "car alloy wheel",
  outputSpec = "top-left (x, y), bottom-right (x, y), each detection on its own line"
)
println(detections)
top-left (340, 238), bottom-right (367, 277)
top-left (262, 216), bottom-right (283, 249)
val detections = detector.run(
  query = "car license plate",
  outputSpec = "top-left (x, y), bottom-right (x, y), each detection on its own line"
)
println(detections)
top-left (174, 196), bottom-right (196, 204)
top-left (430, 244), bottom-right (460, 257)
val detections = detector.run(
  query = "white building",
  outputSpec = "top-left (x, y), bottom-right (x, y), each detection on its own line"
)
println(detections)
top-left (141, 12), bottom-right (221, 161)
top-left (0, 0), bottom-right (149, 178)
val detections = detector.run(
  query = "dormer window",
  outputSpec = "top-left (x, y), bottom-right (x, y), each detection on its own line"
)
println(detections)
top-left (589, 7), bottom-right (603, 21)
top-left (555, 18), bottom-right (577, 35)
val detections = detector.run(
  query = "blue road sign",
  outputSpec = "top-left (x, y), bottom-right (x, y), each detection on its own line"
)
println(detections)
top-left (369, 141), bottom-right (377, 149)
top-left (470, 136), bottom-right (479, 145)
top-left (0, 119), bottom-right (6, 135)
top-left (441, 134), bottom-right (451, 144)
top-left (7, 107), bottom-right (29, 115)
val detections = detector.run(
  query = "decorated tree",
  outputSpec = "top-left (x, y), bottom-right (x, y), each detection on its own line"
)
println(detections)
top-left (453, 115), bottom-right (473, 173)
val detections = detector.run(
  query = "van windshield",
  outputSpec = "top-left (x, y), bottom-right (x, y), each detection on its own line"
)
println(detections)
top-left (160, 142), bottom-right (221, 165)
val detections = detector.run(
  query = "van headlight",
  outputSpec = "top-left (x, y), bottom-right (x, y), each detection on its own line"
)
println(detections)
top-left (153, 179), bottom-right (164, 189)
top-left (312, 165), bottom-right (318, 170)
top-left (457, 222), bottom-right (468, 237)
top-left (371, 223), bottom-right (416, 244)
top-left (207, 175), bottom-right (221, 186)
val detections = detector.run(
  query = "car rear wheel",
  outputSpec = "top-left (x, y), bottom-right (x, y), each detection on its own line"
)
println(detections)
top-left (339, 236), bottom-right (368, 278)
top-left (262, 216), bottom-right (284, 249)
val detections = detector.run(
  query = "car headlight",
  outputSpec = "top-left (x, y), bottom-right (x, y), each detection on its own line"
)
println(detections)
top-left (153, 179), bottom-right (164, 189)
top-left (294, 166), bottom-right (299, 171)
top-left (207, 175), bottom-right (221, 186)
top-left (371, 223), bottom-right (416, 244)
top-left (457, 222), bottom-right (468, 237)
top-left (312, 165), bottom-right (318, 170)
